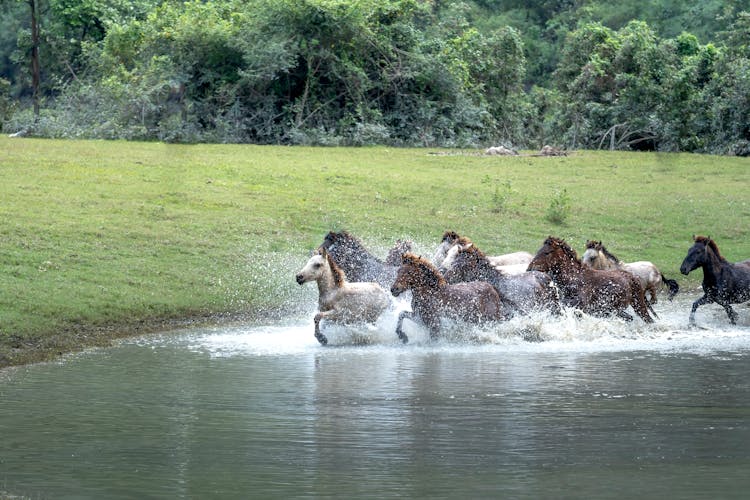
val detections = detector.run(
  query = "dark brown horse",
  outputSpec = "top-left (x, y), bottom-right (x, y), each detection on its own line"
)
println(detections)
top-left (527, 237), bottom-right (654, 323)
top-left (439, 237), bottom-right (560, 315)
top-left (319, 231), bottom-right (405, 288)
top-left (680, 235), bottom-right (750, 324)
top-left (390, 253), bottom-right (511, 342)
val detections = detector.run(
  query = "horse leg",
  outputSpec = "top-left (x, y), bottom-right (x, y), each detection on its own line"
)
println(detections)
top-left (313, 313), bottom-right (328, 346)
top-left (629, 279), bottom-right (654, 323)
top-left (428, 323), bottom-right (440, 340)
top-left (689, 295), bottom-right (712, 325)
top-left (646, 300), bottom-right (659, 320)
top-left (647, 283), bottom-right (658, 305)
top-left (720, 301), bottom-right (739, 324)
top-left (395, 310), bottom-right (411, 344)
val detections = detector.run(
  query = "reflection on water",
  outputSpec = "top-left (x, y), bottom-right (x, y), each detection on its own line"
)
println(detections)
top-left (2, 295), bottom-right (750, 499)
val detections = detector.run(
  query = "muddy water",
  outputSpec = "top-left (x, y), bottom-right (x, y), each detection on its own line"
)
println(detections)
top-left (2, 295), bottom-right (750, 499)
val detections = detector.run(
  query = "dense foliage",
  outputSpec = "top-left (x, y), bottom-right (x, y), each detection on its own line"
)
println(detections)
top-left (1, 0), bottom-right (749, 153)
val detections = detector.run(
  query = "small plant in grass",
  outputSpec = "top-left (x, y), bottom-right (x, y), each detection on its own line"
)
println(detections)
top-left (490, 180), bottom-right (514, 213)
top-left (545, 188), bottom-right (571, 224)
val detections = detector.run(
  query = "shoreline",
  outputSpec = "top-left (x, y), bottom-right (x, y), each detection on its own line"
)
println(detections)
top-left (0, 307), bottom-right (289, 370)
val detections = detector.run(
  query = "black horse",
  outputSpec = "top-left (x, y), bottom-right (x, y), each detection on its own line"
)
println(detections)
top-left (680, 235), bottom-right (750, 324)
top-left (318, 231), bottom-right (406, 288)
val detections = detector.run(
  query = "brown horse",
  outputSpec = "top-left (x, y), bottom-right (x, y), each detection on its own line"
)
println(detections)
top-left (439, 237), bottom-right (561, 315)
top-left (527, 237), bottom-right (654, 323)
top-left (390, 253), bottom-right (511, 343)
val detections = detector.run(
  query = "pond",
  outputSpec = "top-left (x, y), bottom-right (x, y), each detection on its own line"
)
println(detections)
top-left (2, 295), bottom-right (750, 499)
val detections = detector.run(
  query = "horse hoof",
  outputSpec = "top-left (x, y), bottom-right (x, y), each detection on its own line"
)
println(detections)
top-left (315, 333), bottom-right (328, 346)
top-left (399, 334), bottom-right (409, 344)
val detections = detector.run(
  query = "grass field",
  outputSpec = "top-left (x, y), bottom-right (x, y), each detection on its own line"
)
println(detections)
top-left (1, 137), bottom-right (749, 366)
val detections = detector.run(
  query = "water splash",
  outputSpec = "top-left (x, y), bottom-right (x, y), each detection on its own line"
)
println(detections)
top-left (145, 294), bottom-right (750, 359)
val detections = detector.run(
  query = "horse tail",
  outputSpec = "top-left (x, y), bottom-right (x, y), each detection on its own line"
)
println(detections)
top-left (629, 277), bottom-right (654, 323)
top-left (661, 274), bottom-right (679, 301)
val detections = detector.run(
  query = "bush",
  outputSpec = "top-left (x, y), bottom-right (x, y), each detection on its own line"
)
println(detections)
top-left (545, 188), bottom-right (571, 224)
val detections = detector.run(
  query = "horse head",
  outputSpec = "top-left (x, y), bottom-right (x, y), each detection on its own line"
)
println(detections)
top-left (432, 230), bottom-right (462, 266)
top-left (582, 239), bottom-right (620, 269)
top-left (441, 231), bottom-right (461, 244)
top-left (585, 240), bottom-right (600, 250)
top-left (392, 252), bottom-right (445, 296)
top-left (296, 249), bottom-right (327, 285)
top-left (528, 236), bottom-right (581, 274)
top-left (296, 248), bottom-right (347, 286)
top-left (581, 240), bottom-right (601, 267)
top-left (681, 235), bottom-right (724, 275)
top-left (441, 239), bottom-right (492, 283)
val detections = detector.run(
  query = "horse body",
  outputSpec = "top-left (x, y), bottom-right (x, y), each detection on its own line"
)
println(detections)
top-left (440, 239), bottom-right (560, 315)
top-left (319, 231), bottom-right (405, 288)
top-left (488, 251), bottom-right (534, 267)
top-left (581, 240), bottom-right (679, 304)
top-left (296, 249), bottom-right (391, 345)
top-left (679, 236), bottom-right (750, 324)
top-left (391, 253), bottom-right (509, 342)
top-left (528, 237), bottom-right (654, 323)
top-left (432, 230), bottom-right (532, 270)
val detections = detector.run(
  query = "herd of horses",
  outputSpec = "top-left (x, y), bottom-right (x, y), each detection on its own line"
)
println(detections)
top-left (295, 230), bottom-right (750, 345)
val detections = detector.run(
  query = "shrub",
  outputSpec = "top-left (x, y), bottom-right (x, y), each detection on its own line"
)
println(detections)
top-left (545, 188), bottom-right (571, 224)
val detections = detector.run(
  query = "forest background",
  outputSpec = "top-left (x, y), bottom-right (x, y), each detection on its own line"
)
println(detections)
top-left (1, 0), bottom-right (749, 154)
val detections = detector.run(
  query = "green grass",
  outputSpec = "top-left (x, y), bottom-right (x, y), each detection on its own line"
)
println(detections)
top-left (1, 137), bottom-right (749, 366)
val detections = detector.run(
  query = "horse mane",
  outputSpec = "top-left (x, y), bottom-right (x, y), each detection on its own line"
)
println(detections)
top-left (454, 235), bottom-right (474, 248)
top-left (325, 230), bottom-right (359, 249)
top-left (695, 235), bottom-right (727, 262)
top-left (402, 252), bottom-right (447, 286)
top-left (455, 237), bottom-right (491, 260)
top-left (321, 249), bottom-right (347, 286)
top-left (324, 230), bottom-right (384, 263)
top-left (546, 236), bottom-right (581, 264)
top-left (595, 241), bottom-right (622, 265)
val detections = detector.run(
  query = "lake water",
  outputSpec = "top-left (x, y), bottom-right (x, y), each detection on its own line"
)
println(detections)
top-left (2, 295), bottom-right (750, 499)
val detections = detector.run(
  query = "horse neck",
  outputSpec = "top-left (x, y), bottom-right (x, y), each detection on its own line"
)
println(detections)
top-left (700, 245), bottom-right (726, 284)
top-left (598, 252), bottom-right (620, 270)
top-left (548, 253), bottom-right (584, 287)
top-left (411, 268), bottom-right (446, 298)
top-left (315, 265), bottom-right (341, 301)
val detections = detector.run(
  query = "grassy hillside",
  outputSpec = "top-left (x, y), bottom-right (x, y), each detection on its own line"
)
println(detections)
top-left (1, 138), bottom-right (749, 366)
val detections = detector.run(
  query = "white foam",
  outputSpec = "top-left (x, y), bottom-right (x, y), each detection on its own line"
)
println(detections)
top-left (159, 294), bottom-right (750, 359)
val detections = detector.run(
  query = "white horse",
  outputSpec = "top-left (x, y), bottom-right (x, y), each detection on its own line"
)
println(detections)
top-left (296, 248), bottom-right (391, 345)
top-left (432, 231), bottom-right (532, 274)
top-left (581, 240), bottom-right (679, 305)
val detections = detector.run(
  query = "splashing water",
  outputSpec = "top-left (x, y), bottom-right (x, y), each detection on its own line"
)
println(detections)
top-left (150, 293), bottom-right (750, 359)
